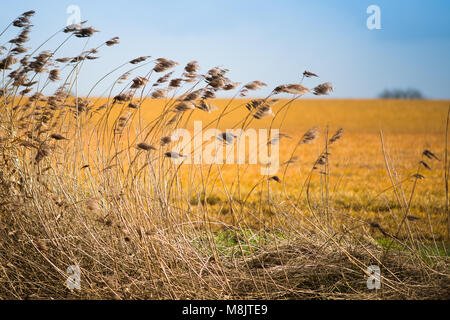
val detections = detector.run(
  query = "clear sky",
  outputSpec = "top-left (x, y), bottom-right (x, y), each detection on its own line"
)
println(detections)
top-left (1, 0), bottom-right (450, 98)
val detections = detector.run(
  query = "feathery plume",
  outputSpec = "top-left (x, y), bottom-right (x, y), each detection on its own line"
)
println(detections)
top-left (130, 77), bottom-right (149, 89)
top-left (164, 152), bottom-right (186, 159)
top-left (419, 161), bottom-right (431, 170)
top-left (50, 133), bottom-right (67, 140)
top-left (153, 58), bottom-right (177, 72)
top-left (161, 136), bottom-right (173, 145)
top-left (196, 100), bottom-right (218, 113)
top-left (137, 143), bottom-right (156, 151)
top-left (130, 56), bottom-right (150, 64)
top-left (299, 127), bottom-right (319, 145)
top-left (329, 128), bottom-right (343, 144)
top-left (74, 27), bottom-right (99, 38)
top-left (49, 69), bottom-right (60, 81)
top-left (151, 89), bottom-right (167, 99)
top-left (273, 84), bottom-right (310, 95)
top-left (303, 71), bottom-right (318, 78)
top-left (423, 150), bottom-right (439, 161)
top-left (244, 80), bottom-right (267, 90)
top-left (185, 61), bottom-right (199, 73)
top-left (269, 176), bottom-right (281, 183)
top-left (183, 89), bottom-right (204, 101)
top-left (268, 133), bottom-right (292, 145)
top-left (313, 82), bottom-right (333, 95)
top-left (105, 36), bottom-right (120, 46)
top-left (156, 71), bottom-right (174, 85)
top-left (217, 132), bottom-right (237, 144)
top-left (169, 78), bottom-right (183, 88)
top-left (174, 101), bottom-right (196, 112)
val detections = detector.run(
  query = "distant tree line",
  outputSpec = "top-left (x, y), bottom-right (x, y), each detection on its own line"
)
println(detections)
top-left (378, 88), bottom-right (424, 99)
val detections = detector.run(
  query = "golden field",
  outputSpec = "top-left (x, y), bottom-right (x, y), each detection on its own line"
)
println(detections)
top-left (82, 98), bottom-right (449, 239)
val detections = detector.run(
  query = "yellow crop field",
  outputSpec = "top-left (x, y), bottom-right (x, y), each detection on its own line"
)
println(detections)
top-left (81, 98), bottom-right (449, 239)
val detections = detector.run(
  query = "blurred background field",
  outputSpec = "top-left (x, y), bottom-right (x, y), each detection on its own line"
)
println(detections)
top-left (92, 98), bottom-right (448, 133)
top-left (85, 98), bottom-right (449, 239)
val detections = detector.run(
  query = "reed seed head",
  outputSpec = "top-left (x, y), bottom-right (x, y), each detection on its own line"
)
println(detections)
top-left (137, 143), bottom-right (156, 151)
top-left (313, 82), bottom-right (333, 95)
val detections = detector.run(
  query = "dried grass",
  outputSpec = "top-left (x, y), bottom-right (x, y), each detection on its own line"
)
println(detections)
top-left (0, 10), bottom-right (448, 300)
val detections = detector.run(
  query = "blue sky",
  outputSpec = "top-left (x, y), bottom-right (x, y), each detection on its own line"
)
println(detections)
top-left (1, 0), bottom-right (450, 98)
